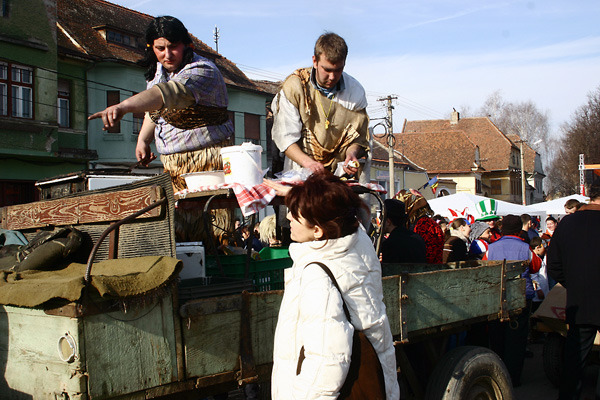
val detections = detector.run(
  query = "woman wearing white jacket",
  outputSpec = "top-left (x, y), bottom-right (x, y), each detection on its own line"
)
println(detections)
top-left (265, 172), bottom-right (400, 400)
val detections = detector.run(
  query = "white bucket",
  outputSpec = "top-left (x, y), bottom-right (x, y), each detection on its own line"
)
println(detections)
top-left (220, 142), bottom-right (263, 186)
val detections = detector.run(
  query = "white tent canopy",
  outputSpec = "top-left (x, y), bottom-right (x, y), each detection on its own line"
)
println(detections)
top-left (427, 193), bottom-right (541, 222)
top-left (526, 194), bottom-right (589, 216)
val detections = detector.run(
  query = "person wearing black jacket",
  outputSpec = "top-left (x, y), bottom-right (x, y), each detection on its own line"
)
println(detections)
top-left (380, 199), bottom-right (426, 264)
top-left (548, 183), bottom-right (600, 400)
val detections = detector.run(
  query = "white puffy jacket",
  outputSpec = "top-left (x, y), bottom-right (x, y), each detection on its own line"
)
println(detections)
top-left (271, 228), bottom-right (400, 399)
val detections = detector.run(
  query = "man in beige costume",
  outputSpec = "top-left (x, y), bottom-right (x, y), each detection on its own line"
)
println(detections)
top-left (272, 32), bottom-right (370, 179)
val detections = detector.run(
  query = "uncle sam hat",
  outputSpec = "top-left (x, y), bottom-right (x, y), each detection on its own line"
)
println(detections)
top-left (475, 198), bottom-right (500, 221)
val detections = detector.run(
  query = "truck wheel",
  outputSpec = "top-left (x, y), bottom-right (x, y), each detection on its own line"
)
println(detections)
top-left (543, 332), bottom-right (564, 387)
top-left (424, 346), bottom-right (514, 400)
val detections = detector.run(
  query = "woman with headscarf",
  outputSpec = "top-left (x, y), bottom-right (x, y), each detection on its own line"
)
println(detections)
top-left (89, 16), bottom-right (234, 189)
top-left (395, 189), bottom-right (445, 264)
top-left (89, 16), bottom-right (234, 244)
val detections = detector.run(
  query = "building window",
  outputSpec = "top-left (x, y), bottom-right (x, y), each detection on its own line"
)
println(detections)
top-left (0, 61), bottom-right (34, 119)
top-left (131, 92), bottom-right (144, 133)
top-left (244, 113), bottom-right (260, 143)
top-left (491, 179), bottom-right (502, 195)
top-left (475, 179), bottom-right (482, 194)
top-left (510, 178), bottom-right (522, 196)
top-left (57, 79), bottom-right (70, 127)
top-left (0, 62), bottom-right (6, 116)
top-left (106, 30), bottom-right (136, 48)
top-left (0, 180), bottom-right (39, 207)
top-left (132, 112), bottom-right (144, 133)
top-left (105, 90), bottom-right (120, 133)
top-left (1, 0), bottom-right (8, 17)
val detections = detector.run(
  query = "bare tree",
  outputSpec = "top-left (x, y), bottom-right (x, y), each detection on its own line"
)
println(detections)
top-left (546, 86), bottom-right (600, 196)
top-left (479, 91), bottom-right (550, 152)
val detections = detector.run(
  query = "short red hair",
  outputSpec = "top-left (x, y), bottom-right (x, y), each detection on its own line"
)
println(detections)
top-left (286, 171), bottom-right (366, 240)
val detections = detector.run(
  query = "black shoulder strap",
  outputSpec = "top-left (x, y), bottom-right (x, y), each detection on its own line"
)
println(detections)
top-left (307, 262), bottom-right (352, 324)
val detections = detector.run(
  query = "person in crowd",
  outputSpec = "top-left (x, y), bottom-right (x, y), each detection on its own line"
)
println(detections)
top-left (271, 32), bottom-right (369, 179)
top-left (258, 214), bottom-right (282, 248)
top-left (264, 172), bottom-right (399, 399)
top-left (548, 183), bottom-right (600, 400)
top-left (433, 214), bottom-right (450, 241)
top-left (443, 218), bottom-right (471, 263)
top-left (380, 199), bottom-right (427, 264)
top-left (518, 214), bottom-right (538, 244)
top-left (475, 199), bottom-right (502, 242)
top-left (564, 198), bottom-right (582, 214)
top-left (88, 16), bottom-right (234, 245)
top-left (484, 214), bottom-right (541, 387)
top-left (529, 237), bottom-right (549, 313)
top-left (396, 189), bottom-right (445, 264)
top-left (468, 221), bottom-right (492, 260)
top-left (241, 225), bottom-right (263, 252)
top-left (540, 216), bottom-right (557, 243)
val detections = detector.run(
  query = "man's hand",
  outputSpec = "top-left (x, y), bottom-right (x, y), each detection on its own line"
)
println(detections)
top-left (342, 158), bottom-right (360, 176)
top-left (88, 104), bottom-right (125, 130)
top-left (284, 143), bottom-right (325, 174)
top-left (303, 159), bottom-right (326, 174)
top-left (343, 144), bottom-right (365, 176)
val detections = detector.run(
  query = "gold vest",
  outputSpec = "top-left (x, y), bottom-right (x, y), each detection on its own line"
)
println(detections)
top-left (281, 68), bottom-right (370, 170)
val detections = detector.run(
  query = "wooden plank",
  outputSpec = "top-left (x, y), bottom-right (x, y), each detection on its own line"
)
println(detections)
top-left (84, 292), bottom-right (179, 399)
top-left (0, 306), bottom-right (86, 399)
top-left (398, 263), bottom-right (525, 336)
top-left (1, 185), bottom-right (164, 230)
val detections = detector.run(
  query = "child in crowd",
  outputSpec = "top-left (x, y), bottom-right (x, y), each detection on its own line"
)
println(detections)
top-left (530, 236), bottom-right (549, 313)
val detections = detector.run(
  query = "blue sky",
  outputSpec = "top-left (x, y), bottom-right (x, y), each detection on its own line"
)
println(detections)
top-left (111, 0), bottom-right (600, 136)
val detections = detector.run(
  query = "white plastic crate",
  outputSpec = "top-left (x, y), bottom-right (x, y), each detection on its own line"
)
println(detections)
top-left (176, 242), bottom-right (206, 280)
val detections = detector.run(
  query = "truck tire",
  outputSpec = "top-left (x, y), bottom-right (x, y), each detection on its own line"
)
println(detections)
top-left (543, 332), bottom-right (564, 387)
top-left (424, 346), bottom-right (514, 400)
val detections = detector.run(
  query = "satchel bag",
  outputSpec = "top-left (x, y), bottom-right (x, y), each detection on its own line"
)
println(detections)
top-left (296, 262), bottom-right (386, 399)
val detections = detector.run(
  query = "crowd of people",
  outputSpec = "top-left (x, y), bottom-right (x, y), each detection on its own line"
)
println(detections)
top-left (378, 185), bottom-right (599, 397)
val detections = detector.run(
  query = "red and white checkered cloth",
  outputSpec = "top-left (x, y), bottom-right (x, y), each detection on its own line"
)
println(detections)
top-left (175, 181), bottom-right (385, 217)
top-left (176, 183), bottom-right (277, 217)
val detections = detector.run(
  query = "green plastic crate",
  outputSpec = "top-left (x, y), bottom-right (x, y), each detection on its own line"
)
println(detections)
top-left (206, 248), bottom-right (292, 291)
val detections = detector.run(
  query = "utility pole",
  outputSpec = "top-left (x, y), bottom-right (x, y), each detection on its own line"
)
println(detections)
top-left (378, 95), bottom-right (397, 198)
top-left (213, 26), bottom-right (220, 53)
top-left (518, 139), bottom-right (527, 205)
top-left (579, 154), bottom-right (586, 196)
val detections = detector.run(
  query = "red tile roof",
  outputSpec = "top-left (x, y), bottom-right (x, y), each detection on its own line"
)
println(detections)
top-left (403, 116), bottom-right (517, 172)
top-left (371, 139), bottom-right (425, 171)
top-left (57, 0), bottom-right (271, 93)
top-left (375, 131), bottom-right (480, 174)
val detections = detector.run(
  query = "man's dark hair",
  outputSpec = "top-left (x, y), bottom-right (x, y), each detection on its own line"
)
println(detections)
top-left (589, 183), bottom-right (600, 201)
top-left (501, 215), bottom-right (522, 236)
top-left (520, 214), bottom-right (532, 224)
top-left (530, 236), bottom-right (543, 248)
top-left (384, 199), bottom-right (407, 228)
top-left (564, 198), bottom-right (581, 210)
top-left (314, 32), bottom-right (348, 64)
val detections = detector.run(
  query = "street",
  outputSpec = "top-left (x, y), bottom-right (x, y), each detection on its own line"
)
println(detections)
top-left (515, 341), bottom-right (598, 400)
